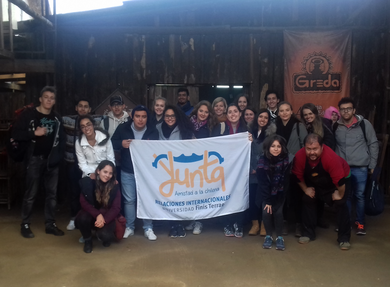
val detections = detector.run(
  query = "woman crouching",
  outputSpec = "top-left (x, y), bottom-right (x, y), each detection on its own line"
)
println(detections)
top-left (75, 160), bottom-right (121, 253)
top-left (257, 135), bottom-right (291, 251)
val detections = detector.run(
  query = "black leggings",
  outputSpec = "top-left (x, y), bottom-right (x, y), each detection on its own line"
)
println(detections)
top-left (75, 210), bottom-right (116, 243)
top-left (249, 183), bottom-right (261, 221)
top-left (262, 197), bottom-right (285, 237)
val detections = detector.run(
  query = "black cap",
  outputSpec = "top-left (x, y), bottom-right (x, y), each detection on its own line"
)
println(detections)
top-left (110, 95), bottom-right (124, 106)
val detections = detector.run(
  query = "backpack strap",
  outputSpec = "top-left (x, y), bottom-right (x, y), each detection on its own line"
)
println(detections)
top-left (103, 116), bottom-right (109, 131)
top-left (360, 120), bottom-right (367, 143)
top-left (333, 122), bottom-right (339, 134)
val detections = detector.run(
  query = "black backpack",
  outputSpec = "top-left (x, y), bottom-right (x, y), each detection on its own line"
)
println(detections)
top-left (6, 106), bottom-right (34, 162)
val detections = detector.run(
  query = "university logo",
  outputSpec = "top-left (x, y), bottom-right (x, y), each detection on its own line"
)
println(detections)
top-left (152, 151), bottom-right (226, 198)
top-left (293, 52), bottom-right (341, 93)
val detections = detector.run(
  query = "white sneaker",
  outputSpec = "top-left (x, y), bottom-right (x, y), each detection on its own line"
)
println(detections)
top-left (185, 221), bottom-right (196, 231)
top-left (67, 220), bottom-right (75, 231)
top-left (123, 227), bottom-right (134, 238)
top-left (193, 221), bottom-right (203, 235)
top-left (144, 229), bottom-right (157, 241)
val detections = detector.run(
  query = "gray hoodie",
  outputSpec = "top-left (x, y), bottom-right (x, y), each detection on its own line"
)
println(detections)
top-left (335, 114), bottom-right (378, 169)
top-left (100, 111), bottom-right (130, 138)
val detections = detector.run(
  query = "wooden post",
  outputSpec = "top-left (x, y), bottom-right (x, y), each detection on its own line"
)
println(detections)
top-left (0, 0), bottom-right (4, 49)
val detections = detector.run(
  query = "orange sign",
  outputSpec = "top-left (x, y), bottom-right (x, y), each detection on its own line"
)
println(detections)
top-left (284, 30), bottom-right (351, 116)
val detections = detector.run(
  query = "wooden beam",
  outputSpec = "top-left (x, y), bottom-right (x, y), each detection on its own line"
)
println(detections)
top-left (0, 73), bottom-right (26, 81)
top-left (9, 0), bottom-right (53, 28)
top-left (0, 60), bottom-right (54, 73)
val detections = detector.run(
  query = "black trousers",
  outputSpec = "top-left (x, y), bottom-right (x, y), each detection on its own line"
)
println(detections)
top-left (249, 183), bottom-right (261, 221)
top-left (262, 197), bottom-right (285, 237)
top-left (75, 210), bottom-right (116, 243)
top-left (22, 156), bottom-right (59, 227)
top-left (302, 178), bottom-right (351, 243)
top-left (67, 162), bottom-right (82, 218)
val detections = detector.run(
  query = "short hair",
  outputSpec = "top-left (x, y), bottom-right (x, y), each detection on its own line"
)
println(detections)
top-left (264, 90), bottom-right (280, 102)
top-left (75, 98), bottom-right (91, 106)
top-left (304, 133), bottom-right (324, 146)
top-left (212, 97), bottom-right (227, 110)
top-left (262, 134), bottom-right (288, 159)
top-left (338, 97), bottom-right (355, 109)
top-left (177, 88), bottom-right (189, 96)
top-left (40, 86), bottom-right (56, 97)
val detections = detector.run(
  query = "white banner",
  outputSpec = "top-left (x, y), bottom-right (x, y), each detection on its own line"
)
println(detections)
top-left (130, 133), bottom-right (251, 220)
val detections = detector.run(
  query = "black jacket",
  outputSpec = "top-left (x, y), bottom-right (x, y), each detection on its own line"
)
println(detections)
top-left (11, 107), bottom-right (65, 168)
top-left (194, 122), bottom-right (229, 138)
top-left (111, 120), bottom-right (159, 174)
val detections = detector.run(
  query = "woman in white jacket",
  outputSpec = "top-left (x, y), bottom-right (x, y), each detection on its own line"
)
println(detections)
top-left (68, 115), bottom-right (115, 236)
top-left (76, 115), bottom-right (115, 179)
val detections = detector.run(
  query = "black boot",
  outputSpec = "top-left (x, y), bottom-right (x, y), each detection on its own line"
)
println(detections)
top-left (84, 239), bottom-right (93, 253)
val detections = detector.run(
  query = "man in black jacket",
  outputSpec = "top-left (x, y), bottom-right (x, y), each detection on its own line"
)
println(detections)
top-left (111, 105), bottom-right (159, 240)
top-left (12, 86), bottom-right (66, 238)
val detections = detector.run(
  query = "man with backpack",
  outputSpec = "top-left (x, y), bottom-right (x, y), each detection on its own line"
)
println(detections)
top-left (12, 86), bottom-right (66, 238)
top-left (334, 97), bottom-right (379, 236)
top-left (100, 95), bottom-right (130, 137)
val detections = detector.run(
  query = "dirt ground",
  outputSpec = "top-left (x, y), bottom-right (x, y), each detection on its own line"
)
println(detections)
top-left (1, 203), bottom-right (389, 287)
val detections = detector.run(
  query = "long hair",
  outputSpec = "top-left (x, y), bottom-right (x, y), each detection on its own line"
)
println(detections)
top-left (263, 134), bottom-right (288, 160)
top-left (243, 106), bottom-right (257, 124)
top-left (300, 103), bottom-right (324, 137)
top-left (251, 108), bottom-right (271, 141)
top-left (190, 100), bottom-right (219, 133)
top-left (95, 160), bottom-right (117, 207)
top-left (234, 93), bottom-right (250, 108)
top-left (212, 97), bottom-right (227, 112)
top-left (78, 114), bottom-right (96, 142)
top-left (277, 101), bottom-right (299, 123)
top-left (226, 103), bottom-right (247, 131)
top-left (163, 105), bottom-right (194, 139)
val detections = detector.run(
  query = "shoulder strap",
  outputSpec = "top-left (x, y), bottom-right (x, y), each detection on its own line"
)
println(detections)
top-left (333, 122), bottom-right (339, 133)
top-left (360, 120), bottom-right (367, 143)
top-left (220, 122), bottom-right (225, 135)
top-left (296, 122), bottom-right (300, 138)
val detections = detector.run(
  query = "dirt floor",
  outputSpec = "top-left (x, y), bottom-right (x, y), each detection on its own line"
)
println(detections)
top-left (1, 203), bottom-right (390, 287)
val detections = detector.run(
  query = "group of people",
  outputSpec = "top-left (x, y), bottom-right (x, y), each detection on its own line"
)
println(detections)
top-left (12, 86), bottom-right (378, 253)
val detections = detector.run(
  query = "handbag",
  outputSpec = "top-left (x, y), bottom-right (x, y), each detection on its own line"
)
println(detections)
top-left (365, 167), bottom-right (384, 216)
top-left (115, 214), bottom-right (126, 241)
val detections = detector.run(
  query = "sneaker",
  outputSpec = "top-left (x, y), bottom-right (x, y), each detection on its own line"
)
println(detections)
top-left (295, 223), bottom-right (302, 237)
top-left (340, 241), bottom-right (351, 250)
top-left (275, 236), bottom-right (285, 251)
top-left (298, 236), bottom-right (311, 244)
top-left (233, 223), bottom-right (243, 238)
top-left (84, 239), bottom-right (93, 253)
top-left (263, 235), bottom-right (273, 249)
top-left (224, 225), bottom-right (234, 237)
top-left (45, 223), bottom-right (65, 236)
top-left (144, 228), bottom-right (157, 241)
top-left (185, 221), bottom-right (196, 231)
top-left (177, 225), bottom-right (186, 238)
top-left (192, 221), bottom-right (203, 235)
top-left (123, 227), bottom-right (134, 238)
top-left (21, 223), bottom-right (34, 238)
top-left (356, 222), bottom-right (366, 235)
top-left (169, 226), bottom-right (178, 238)
top-left (79, 236), bottom-right (85, 243)
top-left (67, 219), bottom-right (76, 231)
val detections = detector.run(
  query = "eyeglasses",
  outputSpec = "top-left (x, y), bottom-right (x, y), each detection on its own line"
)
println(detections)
top-left (340, 107), bottom-right (353, 113)
top-left (80, 122), bottom-right (93, 130)
top-left (164, 114), bottom-right (176, 119)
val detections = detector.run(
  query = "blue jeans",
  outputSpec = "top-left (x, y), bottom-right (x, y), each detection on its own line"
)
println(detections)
top-left (348, 167), bottom-right (368, 225)
top-left (121, 170), bottom-right (153, 230)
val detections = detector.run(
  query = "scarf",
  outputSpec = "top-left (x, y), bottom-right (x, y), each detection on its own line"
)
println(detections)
top-left (190, 115), bottom-right (207, 131)
top-left (225, 119), bottom-right (240, 135)
top-left (161, 121), bottom-right (177, 139)
top-left (178, 101), bottom-right (193, 113)
top-left (257, 154), bottom-right (290, 196)
top-left (276, 117), bottom-right (298, 144)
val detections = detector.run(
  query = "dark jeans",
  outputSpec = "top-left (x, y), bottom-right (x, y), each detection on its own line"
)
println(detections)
top-left (67, 162), bottom-right (82, 218)
top-left (75, 210), bottom-right (116, 243)
top-left (249, 183), bottom-right (261, 221)
top-left (22, 156), bottom-right (59, 227)
top-left (302, 178), bottom-right (351, 243)
top-left (262, 198), bottom-right (285, 237)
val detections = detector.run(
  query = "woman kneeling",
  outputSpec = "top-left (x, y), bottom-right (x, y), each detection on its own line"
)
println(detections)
top-left (76, 160), bottom-right (121, 253)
